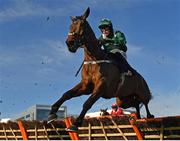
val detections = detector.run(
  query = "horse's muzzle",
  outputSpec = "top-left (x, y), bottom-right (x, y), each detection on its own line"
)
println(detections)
top-left (66, 40), bottom-right (78, 53)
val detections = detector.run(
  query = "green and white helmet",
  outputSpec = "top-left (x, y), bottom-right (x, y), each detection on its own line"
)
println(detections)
top-left (98, 18), bottom-right (112, 29)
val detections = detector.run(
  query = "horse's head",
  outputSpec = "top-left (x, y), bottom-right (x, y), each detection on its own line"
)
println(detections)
top-left (66, 7), bottom-right (90, 53)
top-left (100, 108), bottom-right (109, 116)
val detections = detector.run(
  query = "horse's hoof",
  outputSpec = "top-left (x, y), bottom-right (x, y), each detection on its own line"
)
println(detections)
top-left (47, 114), bottom-right (57, 124)
top-left (147, 114), bottom-right (154, 118)
top-left (65, 125), bottom-right (78, 132)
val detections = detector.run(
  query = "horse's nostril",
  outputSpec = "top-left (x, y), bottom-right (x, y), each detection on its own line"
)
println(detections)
top-left (66, 40), bottom-right (74, 47)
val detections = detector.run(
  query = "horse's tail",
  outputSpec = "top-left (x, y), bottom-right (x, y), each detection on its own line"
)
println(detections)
top-left (142, 77), bottom-right (152, 103)
top-left (143, 77), bottom-right (152, 99)
top-left (136, 72), bottom-right (152, 104)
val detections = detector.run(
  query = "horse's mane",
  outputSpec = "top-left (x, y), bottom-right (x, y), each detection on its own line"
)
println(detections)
top-left (83, 19), bottom-right (108, 60)
top-left (84, 21), bottom-right (96, 40)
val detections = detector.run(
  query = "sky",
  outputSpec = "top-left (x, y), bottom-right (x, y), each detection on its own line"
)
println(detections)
top-left (0, 0), bottom-right (180, 119)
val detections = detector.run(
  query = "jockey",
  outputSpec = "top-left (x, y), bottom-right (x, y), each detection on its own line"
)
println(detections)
top-left (98, 18), bottom-right (136, 75)
top-left (111, 103), bottom-right (123, 116)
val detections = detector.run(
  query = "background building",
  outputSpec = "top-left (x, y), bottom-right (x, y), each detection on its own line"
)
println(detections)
top-left (13, 104), bottom-right (67, 121)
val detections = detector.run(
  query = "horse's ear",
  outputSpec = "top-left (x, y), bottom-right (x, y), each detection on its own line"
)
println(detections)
top-left (82, 7), bottom-right (90, 20)
top-left (105, 108), bottom-right (108, 111)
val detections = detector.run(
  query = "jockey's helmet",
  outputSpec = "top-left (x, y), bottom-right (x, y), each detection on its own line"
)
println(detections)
top-left (98, 18), bottom-right (112, 29)
top-left (111, 103), bottom-right (118, 108)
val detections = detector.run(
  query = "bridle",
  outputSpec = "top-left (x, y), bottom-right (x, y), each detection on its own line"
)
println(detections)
top-left (68, 32), bottom-right (85, 46)
top-left (67, 22), bottom-right (86, 49)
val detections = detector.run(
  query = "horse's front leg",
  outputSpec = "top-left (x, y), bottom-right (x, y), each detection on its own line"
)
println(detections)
top-left (66, 80), bottom-right (105, 131)
top-left (65, 93), bottom-right (101, 132)
top-left (48, 82), bottom-right (91, 123)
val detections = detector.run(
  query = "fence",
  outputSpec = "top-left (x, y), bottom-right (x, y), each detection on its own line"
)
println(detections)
top-left (0, 115), bottom-right (179, 140)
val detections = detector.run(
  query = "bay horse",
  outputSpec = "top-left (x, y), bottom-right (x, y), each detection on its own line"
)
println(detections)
top-left (48, 7), bottom-right (154, 131)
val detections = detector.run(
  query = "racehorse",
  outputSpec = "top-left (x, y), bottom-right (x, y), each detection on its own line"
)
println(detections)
top-left (48, 7), bottom-right (154, 131)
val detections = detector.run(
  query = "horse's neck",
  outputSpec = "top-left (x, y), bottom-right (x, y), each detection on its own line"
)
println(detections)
top-left (84, 41), bottom-right (103, 61)
top-left (84, 22), bottom-right (106, 61)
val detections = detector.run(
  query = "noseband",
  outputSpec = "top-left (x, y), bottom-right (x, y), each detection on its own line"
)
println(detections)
top-left (68, 31), bottom-right (85, 48)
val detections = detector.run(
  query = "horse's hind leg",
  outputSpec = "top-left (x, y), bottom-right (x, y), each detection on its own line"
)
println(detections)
top-left (48, 82), bottom-right (91, 123)
top-left (135, 103), bottom-right (141, 119)
top-left (145, 104), bottom-right (154, 118)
